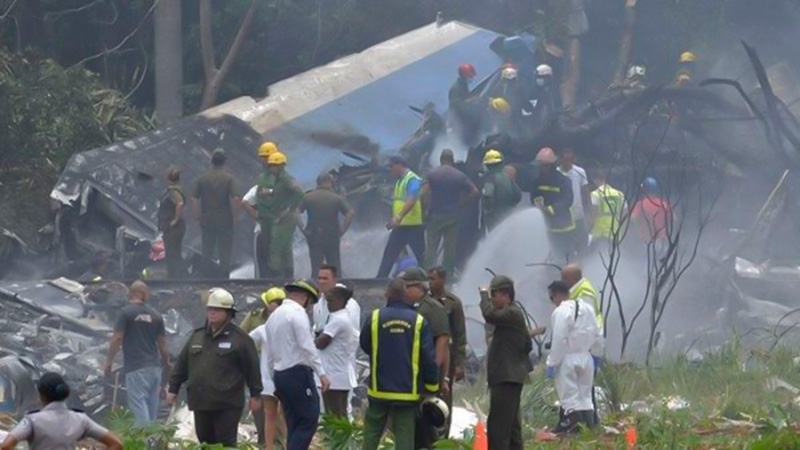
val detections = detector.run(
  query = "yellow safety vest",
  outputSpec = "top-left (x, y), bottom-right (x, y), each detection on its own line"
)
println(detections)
top-left (591, 185), bottom-right (625, 238)
top-left (569, 278), bottom-right (603, 328)
top-left (367, 309), bottom-right (437, 401)
top-left (393, 170), bottom-right (423, 226)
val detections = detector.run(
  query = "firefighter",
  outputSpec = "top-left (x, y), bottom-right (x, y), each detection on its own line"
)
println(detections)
top-left (361, 277), bottom-right (439, 450)
top-left (480, 275), bottom-right (532, 450)
top-left (246, 142), bottom-right (280, 277)
top-left (588, 172), bottom-right (626, 250)
top-left (167, 288), bottom-right (262, 446)
top-left (449, 63), bottom-right (476, 108)
top-left (256, 151), bottom-right (304, 279)
top-left (529, 147), bottom-right (576, 264)
top-left (481, 150), bottom-right (521, 232)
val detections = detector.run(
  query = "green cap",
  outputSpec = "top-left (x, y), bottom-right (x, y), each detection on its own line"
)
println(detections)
top-left (285, 279), bottom-right (321, 302)
top-left (401, 267), bottom-right (429, 284)
top-left (490, 275), bottom-right (514, 291)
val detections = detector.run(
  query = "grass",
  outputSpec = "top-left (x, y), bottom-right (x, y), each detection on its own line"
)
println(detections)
top-left (104, 339), bottom-right (800, 448)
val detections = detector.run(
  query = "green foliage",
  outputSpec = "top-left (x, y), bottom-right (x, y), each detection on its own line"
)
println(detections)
top-left (0, 50), bottom-right (152, 170)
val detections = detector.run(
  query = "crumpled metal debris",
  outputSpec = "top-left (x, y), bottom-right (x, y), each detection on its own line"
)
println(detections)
top-left (665, 396), bottom-right (691, 411)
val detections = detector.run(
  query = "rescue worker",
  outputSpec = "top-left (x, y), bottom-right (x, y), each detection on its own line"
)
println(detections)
top-left (589, 172), bottom-right (626, 249)
top-left (401, 267), bottom-right (450, 448)
top-left (421, 149), bottom-right (479, 276)
top-left (257, 151), bottom-right (304, 279)
top-left (376, 156), bottom-right (425, 278)
top-left (428, 266), bottom-right (467, 435)
top-left (314, 284), bottom-right (357, 418)
top-left (631, 176), bottom-right (674, 252)
top-left (529, 147), bottom-right (576, 264)
top-left (158, 166), bottom-right (187, 278)
top-left (265, 280), bottom-right (330, 450)
top-left (1, 373), bottom-right (123, 450)
top-left (167, 288), bottom-right (263, 446)
top-left (676, 51), bottom-right (697, 86)
top-left (449, 63), bottom-right (476, 108)
top-left (242, 142), bottom-right (280, 277)
top-left (481, 150), bottom-right (522, 232)
top-left (240, 286), bottom-right (286, 333)
top-left (479, 275), bottom-right (532, 450)
top-left (192, 148), bottom-right (240, 278)
top-left (545, 280), bottom-right (602, 433)
top-left (558, 148), bottom-right (591, 255)
top-left (248, 287), bottom-right (287, 450)
top-left (299, 173), bottom-right (354, 277)
top-left (489, 97), bottom-right (513, 134)
top-left (361, 277), bottom-right (439, 450)
top-left (521, 64), bottom-right (559, 137)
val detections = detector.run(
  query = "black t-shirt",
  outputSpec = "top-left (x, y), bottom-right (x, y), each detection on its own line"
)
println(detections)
top-left (115, 303), bottom-right (165, 373)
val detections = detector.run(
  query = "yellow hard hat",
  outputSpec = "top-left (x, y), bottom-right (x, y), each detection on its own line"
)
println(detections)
top-left (679, 51), bottom-right (697, 63)
top-left (207, 288), bottom-right (236, 310)
top-left (490, 97), bottom-right (511, 114)
top-left (483, 149), bottom-right (504, 165)
top-left (258, 142), bottom-right (278, 158)
top-left (267, 151), bottom-right (288, 166)
top-left (260, 287), bottom-right (286, 306)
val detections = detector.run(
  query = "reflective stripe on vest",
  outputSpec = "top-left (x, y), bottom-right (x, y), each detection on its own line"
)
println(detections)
top-left (367, 309), bottom-right (425, 401)
top-left (592, 186), bottom-right (624, 238)
top-left (393, 171), bottom-right (423, 226)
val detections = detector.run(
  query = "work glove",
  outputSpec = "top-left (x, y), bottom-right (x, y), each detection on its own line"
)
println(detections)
top-left (545, 366), bottom-right (556, 379)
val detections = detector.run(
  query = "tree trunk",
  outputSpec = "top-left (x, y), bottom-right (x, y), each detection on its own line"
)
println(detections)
top-left (560, 37), bottom-right (581, 109)
top-left (199, 0), bottom-right (259, 111)
top-left (155, 0), bottom-right (183, 123)
top-left (612, 0), bottom-right (638, 86)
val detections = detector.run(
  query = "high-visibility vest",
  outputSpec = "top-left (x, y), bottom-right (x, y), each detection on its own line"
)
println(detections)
top-left (570, 278), bottom-right (603, 328)
top-left (592, 185), bottom-right (625, 238)
top-left (393, 170), bottom-right (423, 226)
top-left (367, 309), bottom-right (438, 401)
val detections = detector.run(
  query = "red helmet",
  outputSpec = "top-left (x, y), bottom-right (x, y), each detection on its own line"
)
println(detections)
top-left (458, 64), bottom-right (476, 79)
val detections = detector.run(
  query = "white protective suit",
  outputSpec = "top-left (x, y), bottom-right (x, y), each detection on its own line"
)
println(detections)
top-left (546, 298), bottom-right (603, 412)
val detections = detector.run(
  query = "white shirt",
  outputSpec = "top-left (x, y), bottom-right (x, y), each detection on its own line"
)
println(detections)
top-left (558, 165), bottom-right (589, 220)
top-left (249, 324), bottom-right (276, 396)
top-left (243, 185), bottom-right (261, 233)
top-left (265, 299), bottom-right (325, 376)
top-left (319, 309), bottom-right (358, 390)
top-left (314, 296), bottom-right (362, 334)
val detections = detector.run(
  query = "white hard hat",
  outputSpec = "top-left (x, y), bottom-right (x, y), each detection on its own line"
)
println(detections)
top-left (207, 288), bottom-right (236, 310)
top-left (627, 65), bottom-right (646, 79)
top-left (501, 67), bottom-right (518, 80)
top-left (536, 64), bottom-right (553, 77)
top-left (420, 397), bottom-right (450, 429)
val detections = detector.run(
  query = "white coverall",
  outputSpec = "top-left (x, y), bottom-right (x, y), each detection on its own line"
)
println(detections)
top-left (546, 299), bottom-right (602, 413)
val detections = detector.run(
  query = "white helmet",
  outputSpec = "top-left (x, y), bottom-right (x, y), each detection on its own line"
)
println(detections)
top-left (536, 64), bottom-right (553, 77)
top-left (627, 65), bottom-right (646, 80)
top-left (420, 397), bottom-right (450, 429)
top-left (207, 288), bottom-right (236, 310)
top-left (501, 67), bottom-right (518, 80)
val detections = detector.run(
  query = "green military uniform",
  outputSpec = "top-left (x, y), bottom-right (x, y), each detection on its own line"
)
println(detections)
top-left (256, 170), bottom-right (303, 278)
top-left (299, 187), bottom-right (353, 276)
top-left (238, 307), bottom-right (268, 334)
top-left (192, 168), bottom-right (238, 278)
top-left (481, 165), bottom-right (522, 231)
top-left (168, 320), bottom-right (262, 445)
top-left (431, 289), bottom-right (467, 435)
top-left (480, 276), bottom-right (532, 450)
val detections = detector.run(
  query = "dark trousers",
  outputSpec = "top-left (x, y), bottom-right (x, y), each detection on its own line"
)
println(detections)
top-left (194, 408), bottom-right (243, 446)
top-left (322, 389), bottom-right (349, 418)
top-left (201, 223), bottom-right (233, 278)
top-left (255, 230), bottom-right (270, 279)
top-left (376, 225), bottom-right (425, 278)
top-left (488, 382), bottom-right (523, 450)
top-left (163, 221), bottom-right (187, 279)
top-left (424, 214), bottom-right (459, 276)
top-left (362, 400), bottom-right (416, 450)
top-left (274, 365), bottom-right (320, 450)
top-left (415, 412), bottom-right (439, 449)
top-left (308, 235), bottom-right (341, 278)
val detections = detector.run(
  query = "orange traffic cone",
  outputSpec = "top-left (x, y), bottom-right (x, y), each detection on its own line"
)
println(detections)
top-left (473, 420), bottom-right (488, 450)
top-left (625, 426), bottom-right (637, 449)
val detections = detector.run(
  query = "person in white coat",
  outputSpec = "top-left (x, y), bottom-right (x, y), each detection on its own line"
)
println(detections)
top-left (545, 280), bottom-right (602, 433)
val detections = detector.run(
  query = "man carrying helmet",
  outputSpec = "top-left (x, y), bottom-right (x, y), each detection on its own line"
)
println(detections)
top-left (248, 287), bottom-right (287, 449)
top-left (256, 149), bottom-right (304, 279)
top-left (480, 275), bottom-right (533, 450)
top-left (529, 147), bottom-right (576, 264)
top-left (167, 288), bottom-right (263, 447)
top-left (481, 149), bottom-right (522, 232)
top-left (265, 280), bottom-right (330, 450)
